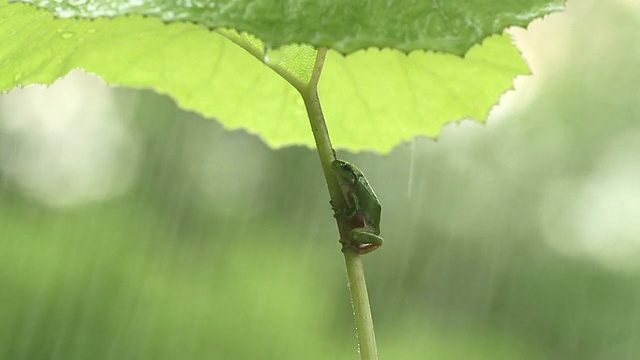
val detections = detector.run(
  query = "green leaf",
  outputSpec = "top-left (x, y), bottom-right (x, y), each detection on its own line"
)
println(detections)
top-left (18, 0), bottom-right (564, 56)
top-left (0, 1), bottom-right (561, 151)
top-left (321, 34), bottom-right (528, 151)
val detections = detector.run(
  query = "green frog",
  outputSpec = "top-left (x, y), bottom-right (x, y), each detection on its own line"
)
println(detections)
top-left (331, 159), bottom-right (383, 254)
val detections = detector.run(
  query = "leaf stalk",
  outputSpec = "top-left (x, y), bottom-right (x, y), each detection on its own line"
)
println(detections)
top-left (299, 48), bottom-right (379, 360)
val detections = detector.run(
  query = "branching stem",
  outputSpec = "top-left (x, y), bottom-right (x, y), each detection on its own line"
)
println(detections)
top-left (221, 33), bottom-right (379, 358)
top-left (299, 48), bottom-right (379, 360)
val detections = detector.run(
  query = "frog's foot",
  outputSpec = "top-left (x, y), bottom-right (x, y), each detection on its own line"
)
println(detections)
top-left (331, 202), bottom-right (357, 220)
top-left (342, 229), bottom-right (383, 255)
top-left (341, 241), bottom-right (382, 255)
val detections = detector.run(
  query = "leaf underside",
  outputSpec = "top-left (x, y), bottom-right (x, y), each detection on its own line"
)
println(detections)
top-left (1, 0), bottom-right (564, 151)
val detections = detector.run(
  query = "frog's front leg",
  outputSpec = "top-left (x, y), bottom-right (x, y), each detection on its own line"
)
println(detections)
top-left (344, 228), bottom-right (383, 255)
top-left (331, 191), bottom-right (359, 219)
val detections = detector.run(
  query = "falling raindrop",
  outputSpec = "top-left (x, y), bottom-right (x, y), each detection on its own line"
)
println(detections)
top-left (60, 31), bottom-right (75, 39)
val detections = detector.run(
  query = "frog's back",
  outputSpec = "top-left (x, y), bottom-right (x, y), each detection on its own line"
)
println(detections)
top-left (356, 175), bottom-right (381, 229)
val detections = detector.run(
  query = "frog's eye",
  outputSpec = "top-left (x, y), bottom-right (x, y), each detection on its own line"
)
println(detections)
top-left (340, 163), bottom-right (353, 172)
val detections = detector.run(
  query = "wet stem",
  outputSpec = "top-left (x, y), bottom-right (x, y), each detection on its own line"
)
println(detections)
top-left (221, 33), bottom-right (378, 358)
top-left (298, 48), bottom-right (379, 360)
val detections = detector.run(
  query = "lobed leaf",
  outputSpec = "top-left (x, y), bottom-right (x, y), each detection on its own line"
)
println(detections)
top-left (0, 0), bottom-right (562, 151)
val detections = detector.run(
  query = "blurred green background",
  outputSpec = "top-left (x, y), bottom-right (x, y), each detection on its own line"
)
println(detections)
top-left (1, 1), bottom-right (639, 359)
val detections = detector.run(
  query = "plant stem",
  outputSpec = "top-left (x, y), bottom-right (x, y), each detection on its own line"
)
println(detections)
top-left (219, 30), bottom-right (377, 359)
top-left (299, 48), bottom-right (378, 360)
top-left (343, 250), bottom-right (378, 359)
top-left (216, 29), bottom-right (307, 90)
